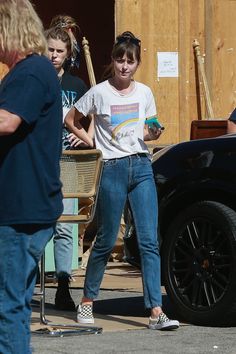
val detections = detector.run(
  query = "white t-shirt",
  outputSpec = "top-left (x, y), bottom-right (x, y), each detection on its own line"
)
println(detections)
top-left (74, 80), bottom-right (157, 160)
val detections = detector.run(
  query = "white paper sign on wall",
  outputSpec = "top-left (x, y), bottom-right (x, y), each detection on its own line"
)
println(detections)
top-left (157, 52), bottom-right (179, 78)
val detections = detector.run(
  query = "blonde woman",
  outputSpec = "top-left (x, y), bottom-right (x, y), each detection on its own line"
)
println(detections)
top-left (0, 1), bottom-right (63, 353)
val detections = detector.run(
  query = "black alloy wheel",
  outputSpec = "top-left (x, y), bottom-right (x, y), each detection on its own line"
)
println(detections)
top-left (162, 201), bottom-right (236, 326)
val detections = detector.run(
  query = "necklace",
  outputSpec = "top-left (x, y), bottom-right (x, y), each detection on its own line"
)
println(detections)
top-left (58, 68), bottom-right (64, 85)
top-left (58, 75), bottom-right (62, 84)
top-left (109, 78), bottom-right (134, 96)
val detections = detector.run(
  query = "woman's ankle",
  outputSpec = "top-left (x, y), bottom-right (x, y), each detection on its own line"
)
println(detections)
top-left (81, 297), bottom-right (93, 305)
top-left (150, 306), bottom-right (163, 319)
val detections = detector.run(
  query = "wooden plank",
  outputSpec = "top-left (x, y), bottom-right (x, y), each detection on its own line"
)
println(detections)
top-left (190, 120), bottom-right (227, 140)
top-left (206, 0), bottom-right (236, 119)
top-left (179, 0), bottom-right (205, 141)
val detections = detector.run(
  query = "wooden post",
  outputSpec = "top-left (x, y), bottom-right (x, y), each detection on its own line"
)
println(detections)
top-left (82, 37), bottom-right (96, 87)
top-left (193, 39), bottom-right (214, 119)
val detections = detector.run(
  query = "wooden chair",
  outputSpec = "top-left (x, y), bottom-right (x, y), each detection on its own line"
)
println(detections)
top-left (33, 149), bottom-right (103, 335)
top-left (190, 119), bottom-right (227, 140)
top-left (58, 149), bottom-right (103, 224)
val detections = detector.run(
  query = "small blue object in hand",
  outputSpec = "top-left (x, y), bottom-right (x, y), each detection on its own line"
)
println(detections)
top-left (145, 117), bottom-right (165, 130)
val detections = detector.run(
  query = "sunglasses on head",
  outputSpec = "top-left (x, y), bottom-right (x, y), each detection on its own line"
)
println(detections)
top-left (116, 36), bottom-right (141, 47)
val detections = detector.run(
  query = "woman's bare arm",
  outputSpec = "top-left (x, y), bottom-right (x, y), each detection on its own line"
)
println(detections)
top-left (64, 107), bottom-right (94, 147)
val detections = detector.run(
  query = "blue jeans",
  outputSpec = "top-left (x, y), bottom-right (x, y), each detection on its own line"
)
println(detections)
top-left (84, 154), bottom-right (162, 309)
top-left (53, 198), bottom-right (76, 278)
top-left (0, 224), bottom-right (55, 354)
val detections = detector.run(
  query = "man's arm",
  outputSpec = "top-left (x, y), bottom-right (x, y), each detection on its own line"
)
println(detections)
top-left (0, 109), bottom-right (22, 135)
top-left (227, 119), bottom-right (236, 134)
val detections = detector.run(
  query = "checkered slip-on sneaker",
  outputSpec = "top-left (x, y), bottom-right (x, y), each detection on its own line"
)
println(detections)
top-left (148, 312), bottom-right (179, 330)
top-left (77, 303), bottom-right (94, 324)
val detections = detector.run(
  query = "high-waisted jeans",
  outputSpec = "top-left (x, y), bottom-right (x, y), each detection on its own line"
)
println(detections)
top-left (84, 154), bottom-right (162, 309)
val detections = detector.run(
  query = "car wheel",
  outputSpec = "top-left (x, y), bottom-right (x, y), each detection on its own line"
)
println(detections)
top-left (162, 201), bottom-right (236, 325)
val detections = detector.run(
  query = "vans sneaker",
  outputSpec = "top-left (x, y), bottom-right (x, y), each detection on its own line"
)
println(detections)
top-left (77, 303), bottom-right (94, 324)
top-left (148, 312), bottom-right (179, 330)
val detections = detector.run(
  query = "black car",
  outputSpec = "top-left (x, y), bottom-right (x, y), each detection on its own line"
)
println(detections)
top-left (124, 134), bottom-right (236, 326)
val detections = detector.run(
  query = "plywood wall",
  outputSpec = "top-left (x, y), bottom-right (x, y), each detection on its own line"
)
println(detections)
top-left (0, 63), bottom-right (9, 81)
top-left (1, 0), bottom-right (236, 145)
top-left (115, 0), bottom-right (236, 144)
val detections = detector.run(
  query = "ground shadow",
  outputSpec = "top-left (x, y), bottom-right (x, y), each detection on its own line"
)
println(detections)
top-left (93, 294), bottom-right (182, 320)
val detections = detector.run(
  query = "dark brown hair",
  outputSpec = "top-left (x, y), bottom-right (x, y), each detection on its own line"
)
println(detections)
top-left (112, 31), bottom-right (141, 63)
top-left (48, 14), bottom-right (81, 69)
top-left (49, 15), bottom-right (80, 36)
top-left (101, 31), bottom-right (141, 81)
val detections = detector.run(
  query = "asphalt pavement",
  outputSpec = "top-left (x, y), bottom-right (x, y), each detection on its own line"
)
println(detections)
top-left (31, 263), bottom-right (236, 354)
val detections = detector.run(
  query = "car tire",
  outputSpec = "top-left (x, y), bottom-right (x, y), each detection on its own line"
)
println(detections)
top-left (162, 200), bottom-right (236, 326)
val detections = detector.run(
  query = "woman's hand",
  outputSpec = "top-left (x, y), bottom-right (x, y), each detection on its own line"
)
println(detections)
top-left (65, 108), bottom-right (94, 147)
top-left (67, 133), bottom-right (94, 148)
top-left (67, 133), bottom-right (87, 147)
top-left (144, 124), bottom-right (163, 141)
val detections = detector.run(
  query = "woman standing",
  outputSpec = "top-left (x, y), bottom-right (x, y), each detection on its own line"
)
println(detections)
top-left (65, 31), bottom-right (179, 330)
top-left (45, 20), bottom-right (91, 311)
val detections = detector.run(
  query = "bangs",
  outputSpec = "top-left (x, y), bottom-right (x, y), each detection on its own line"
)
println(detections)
top-left (112, 44), bottom-right (137, 61)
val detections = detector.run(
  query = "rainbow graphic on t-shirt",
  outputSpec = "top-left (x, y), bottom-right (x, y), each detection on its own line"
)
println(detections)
top-left (111, 103), bottom-right (139, 139)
